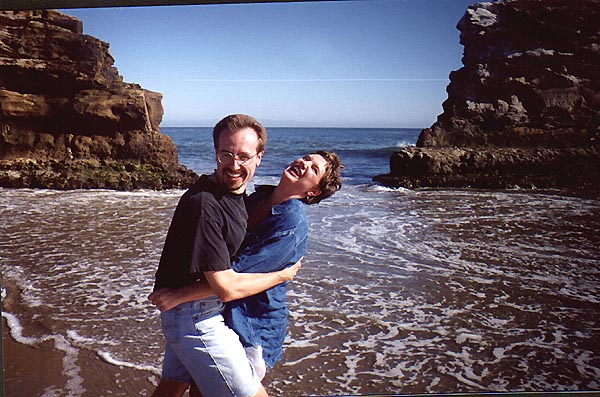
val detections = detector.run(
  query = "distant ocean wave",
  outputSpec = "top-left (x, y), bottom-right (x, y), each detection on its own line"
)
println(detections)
top-left (163, 127), bottom-right (421, 185)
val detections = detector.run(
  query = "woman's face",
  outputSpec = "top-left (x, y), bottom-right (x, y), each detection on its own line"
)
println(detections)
top-left (280, 153), bottom-right (328, 199)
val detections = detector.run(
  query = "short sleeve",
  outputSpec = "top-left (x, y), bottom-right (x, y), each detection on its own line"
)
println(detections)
top-left (189, 193), bottom-right (232, 274)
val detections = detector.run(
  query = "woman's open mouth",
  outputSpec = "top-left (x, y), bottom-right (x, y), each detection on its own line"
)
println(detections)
top-left (287, 164), bottom-right (302, 178)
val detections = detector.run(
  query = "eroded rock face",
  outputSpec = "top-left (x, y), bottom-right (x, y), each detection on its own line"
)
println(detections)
top-left (374, 146), bottom-right (600, 191)
top-left (0, 10), bottom-right (198, 190)
top-left (376, 0), bottom-right (600, 193)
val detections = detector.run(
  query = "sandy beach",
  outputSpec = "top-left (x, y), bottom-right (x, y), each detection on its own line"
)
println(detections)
top-left (1, 277), bottom-right (163, 397)
top-left (2, 316), bottom-right (162, 397)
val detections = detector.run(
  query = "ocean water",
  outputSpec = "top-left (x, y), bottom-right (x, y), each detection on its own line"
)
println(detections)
top-left (1, 127), bottom-right (600, 396)
top-left (165, 126), bottom-right (418, 187)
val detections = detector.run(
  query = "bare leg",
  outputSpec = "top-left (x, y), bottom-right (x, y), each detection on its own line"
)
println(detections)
top-left (150, 379), bottom-right (190, 397)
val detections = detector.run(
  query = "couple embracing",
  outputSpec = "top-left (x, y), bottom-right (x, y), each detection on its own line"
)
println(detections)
top-left (148, 114), bottom-right (343, 397)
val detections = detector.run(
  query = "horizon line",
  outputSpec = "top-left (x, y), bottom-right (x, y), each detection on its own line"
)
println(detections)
top-left (162, 125), bottom-right (427, 129)
top-left (183, 78), bottom-right (449, 82)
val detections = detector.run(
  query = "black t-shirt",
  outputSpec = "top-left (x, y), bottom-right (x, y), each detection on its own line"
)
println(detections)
top-left (153, 175), bottom-right (247, 290)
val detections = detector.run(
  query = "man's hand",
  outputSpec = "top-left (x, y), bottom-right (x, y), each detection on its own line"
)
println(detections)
top-left (148, 289), bottom-right (183, 312)
top-left (279, 257), bottom-right (302, 282)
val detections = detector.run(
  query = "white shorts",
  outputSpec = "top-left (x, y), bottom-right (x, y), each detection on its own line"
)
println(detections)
top-left (245, 345), bottom-right (267, 381)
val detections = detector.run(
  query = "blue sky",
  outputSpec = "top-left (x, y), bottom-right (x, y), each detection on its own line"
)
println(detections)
top-left (62, 0), bottom-right (479, 128)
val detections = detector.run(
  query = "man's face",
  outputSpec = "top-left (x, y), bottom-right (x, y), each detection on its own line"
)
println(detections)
top-left (214, 127), bottom-right (263, 194)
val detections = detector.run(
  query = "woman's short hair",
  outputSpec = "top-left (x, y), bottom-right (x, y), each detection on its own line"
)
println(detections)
top-left (303, 150), bottom-right (343, 205)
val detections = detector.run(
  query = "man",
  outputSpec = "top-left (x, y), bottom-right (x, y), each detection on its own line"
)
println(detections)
top-left (151, 114), bottom-right (300, 397)
top-left (150, 150), bottom-right (343, 396)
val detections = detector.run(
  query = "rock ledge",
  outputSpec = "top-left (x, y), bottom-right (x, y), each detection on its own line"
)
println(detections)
top-left (0, 10), bottom-right (199, 190)
top-left (374, 0), bottom-right (600, 194)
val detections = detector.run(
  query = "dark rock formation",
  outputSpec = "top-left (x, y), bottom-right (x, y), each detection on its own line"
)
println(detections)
top-left (374, 0), bottom-right (600, 193)
top-left (377, 146), bottom-right (599, 190)
top-left (0, 10), bottom-right (199, 190)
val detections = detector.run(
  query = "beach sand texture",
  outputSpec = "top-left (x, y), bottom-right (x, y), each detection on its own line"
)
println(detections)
top-left (2, 281), bottom-right (161, 397)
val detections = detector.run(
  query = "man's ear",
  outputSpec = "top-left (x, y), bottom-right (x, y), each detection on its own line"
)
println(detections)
top-left (256, 151), bottom-right (264, 167)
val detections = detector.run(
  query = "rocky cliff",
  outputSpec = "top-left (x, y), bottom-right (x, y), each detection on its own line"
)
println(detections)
top-left (0, 10), bottom-right (198, 190)
top-left (374, 0), bottom-right (600, 193)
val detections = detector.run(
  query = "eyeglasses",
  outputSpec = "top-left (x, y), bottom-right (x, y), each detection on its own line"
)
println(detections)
top-left (216, 151), bottom-right (258, 165)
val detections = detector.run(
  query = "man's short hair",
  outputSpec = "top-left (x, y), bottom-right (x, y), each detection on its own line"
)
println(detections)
top-left (213, 114), bottom-right (268, 153)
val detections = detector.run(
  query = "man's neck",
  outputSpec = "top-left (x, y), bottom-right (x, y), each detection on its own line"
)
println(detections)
top-left (208, 173), bottom-right (246, 195)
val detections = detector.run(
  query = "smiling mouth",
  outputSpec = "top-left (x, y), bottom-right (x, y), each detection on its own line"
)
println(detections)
top-left (225, 170), bottom-right (243, 179)
top-left (287, 164), bottom-right (302, 178)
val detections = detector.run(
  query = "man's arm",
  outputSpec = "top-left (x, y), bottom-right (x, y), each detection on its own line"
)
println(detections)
top-left (205, 261), bottom-right (301, 302)
top-left (212, 210), bottom-right (307, 302)
top-left (148, 259), bottom-right (301, 310)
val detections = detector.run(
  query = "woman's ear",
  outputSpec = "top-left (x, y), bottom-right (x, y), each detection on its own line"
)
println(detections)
top-left (306, 188), bottom-right (321, 198)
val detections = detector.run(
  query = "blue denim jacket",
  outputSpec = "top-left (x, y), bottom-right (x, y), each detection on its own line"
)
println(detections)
top-left (224, 185), bottom-right (308, 367)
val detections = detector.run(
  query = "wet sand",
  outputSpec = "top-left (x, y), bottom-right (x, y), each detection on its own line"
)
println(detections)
top-left (3, 317), bottom-right (67, 396)
top-left (2, 284), bottom-right (163, 397)
top-left (2, 316), bottom-right (160, 397)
